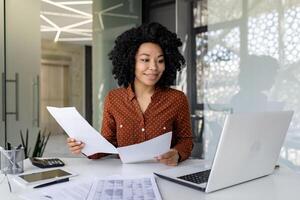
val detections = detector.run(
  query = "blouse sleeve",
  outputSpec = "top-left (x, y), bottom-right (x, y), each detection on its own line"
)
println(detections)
top-left (88, 92), bottom-right (117, 159)
top-left (173, 94), bottom-right (194, 162)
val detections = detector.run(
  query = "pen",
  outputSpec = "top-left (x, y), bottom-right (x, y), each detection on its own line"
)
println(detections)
top-left (33, 178), bottom-right (69, 189)
top-left (5, 173), bottom-right (12, 192)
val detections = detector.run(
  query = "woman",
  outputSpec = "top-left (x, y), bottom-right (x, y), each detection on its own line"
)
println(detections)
top-left (67, 22), bottom-right (193, 166)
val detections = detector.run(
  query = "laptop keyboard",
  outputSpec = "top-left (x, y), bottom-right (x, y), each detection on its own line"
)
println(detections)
top-left (177, 169), bottom-right (211, 184)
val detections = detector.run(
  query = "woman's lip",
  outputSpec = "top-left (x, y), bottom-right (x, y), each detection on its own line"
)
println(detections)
top-left (144, 73), bottom-right (159, 79)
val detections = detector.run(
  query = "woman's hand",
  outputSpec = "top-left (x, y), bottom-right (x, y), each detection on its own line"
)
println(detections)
top-left (156, 149), bottom-right (180, 166)
top-left (67, 138), bottom-right (85, 155)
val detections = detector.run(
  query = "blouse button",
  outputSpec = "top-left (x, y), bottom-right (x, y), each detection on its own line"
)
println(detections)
top-left (120, 124), bottom-right (123, 128)
top-left (141, 128), bottom-right (145, 132)
top-left (163, 127), bottom-right (166, 130)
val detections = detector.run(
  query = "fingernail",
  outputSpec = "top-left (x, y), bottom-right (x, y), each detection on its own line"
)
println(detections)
top-left (76, 141), bottom-right (81, 144)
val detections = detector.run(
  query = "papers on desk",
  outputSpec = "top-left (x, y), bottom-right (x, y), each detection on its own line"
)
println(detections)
top-left (20, 179), bottom-right (93, 200)
top-left (47, 107), bottom-right (172, 163)
top-left (20, 175), bottom-right (162, 200)
top-left (88, 175), bottom-right (162, 200)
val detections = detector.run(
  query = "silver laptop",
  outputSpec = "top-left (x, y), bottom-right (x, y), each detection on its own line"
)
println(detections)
top-left (154, 111), bottom-right (293, 193)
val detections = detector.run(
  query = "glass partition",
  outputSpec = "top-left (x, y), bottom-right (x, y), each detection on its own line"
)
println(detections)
top-left (0, 0), bottom-right (4, 147)
top-left (92, 0), bottom-right (141, 129)
top-left (201, 0), bottom-right (300, 171)
top-left (0, 0), bottom-right (40, 148)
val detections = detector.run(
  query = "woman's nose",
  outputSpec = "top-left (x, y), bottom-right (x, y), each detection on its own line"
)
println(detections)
top-left (149, 60), bottom-right (158, 70)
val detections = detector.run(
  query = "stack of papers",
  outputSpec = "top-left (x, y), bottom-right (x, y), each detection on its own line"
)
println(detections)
top-left (20, 175), bottom-right (162, 200)
top-left (47, 107), bottom-right (172, 163)
top-left (20, 179), bottom-right (93, 200)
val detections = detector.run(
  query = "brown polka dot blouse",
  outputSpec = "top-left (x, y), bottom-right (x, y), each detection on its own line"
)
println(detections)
top-left (88, 85), bottom-right (193, 162)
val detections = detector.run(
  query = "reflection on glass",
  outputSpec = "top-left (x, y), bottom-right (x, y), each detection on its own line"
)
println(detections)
top-left (199, 29), bottom-right (240, 106)
top-left (230, 55), bottom-right (281, 112)
top-left (207, 0), bottom-right (242, 25)
top-left (196, 29), bottom-right (240, 105)
top-left (196, 33), bottom-right (207, 104)
top-left (284, 6), bottom-right (300, 64)
top-left (199, 0), bottom-right (300, 171)
top-left (248, 11), bottom-right (279, 58)
top-left (93, 0), bottom-right (141, 129)
top-left (193, 0), bottom-right (207, 27)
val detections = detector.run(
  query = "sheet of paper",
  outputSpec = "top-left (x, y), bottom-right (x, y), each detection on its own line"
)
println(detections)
top-left (20, 179), bottom-right (93, 200)
top-left (20, 175), bottom-right (161, 200)
top-left (87, 175), bottom-right (162, 200)
top-left (47, 107), bottom-right (172, 163)
top-left (117, 132), bottom-right (172, 164)
top-left (47, 107), bottom-right (118, 155)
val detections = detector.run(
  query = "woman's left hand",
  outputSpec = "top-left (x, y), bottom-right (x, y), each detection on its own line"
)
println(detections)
top-left (156, 149), bottom-right (179, 166)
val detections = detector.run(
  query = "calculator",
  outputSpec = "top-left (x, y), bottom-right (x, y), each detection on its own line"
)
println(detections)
top-left (30, 157), bottom-right (65, 168)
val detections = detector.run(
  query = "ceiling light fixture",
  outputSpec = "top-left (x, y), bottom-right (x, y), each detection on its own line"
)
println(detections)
top-left (42, 0), bottom-right (92, 17)
top-left (57, 1), bottom-right (93, 5)
top-left (41, 0), bottom-right (92, 43)
top-left (61, 19), bottom-right (92, 30)
top-left (58, 37), bottom-right (92, 41)
top-left (54, 30), bottom-right (61, 42)
top-left (62, 30), bottom-right (91, 37)
top-left (97, 3), bottom-right (123, 29)
top-left (40, 14), bottom-right (60, 30)
top-left (97, 3), bottom-right (138, 30)
top-left (41, 28), bottom-right (92, 33)
top-left (41, 11), bottom-right (90, 19)
top-left (102, 12), bottom-right (138, 19)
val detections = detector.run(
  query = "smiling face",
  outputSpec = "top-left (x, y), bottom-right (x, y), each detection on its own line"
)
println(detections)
top-left (134, 42), bottom-right (165, 88)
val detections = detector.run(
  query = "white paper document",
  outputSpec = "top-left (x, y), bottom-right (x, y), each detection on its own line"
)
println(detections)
top-left (117, 133), bottom-right (171, 163)
top-left (20, 179), bottom-right (93, 200)
top-left (47, 107), bottom-right (171, 163)
top-left (87, 175), bottom-right (162, 200)
top-left (47, 107), bottom-right (117, 155)
top-left (20, 175), bottom-right (162, 200)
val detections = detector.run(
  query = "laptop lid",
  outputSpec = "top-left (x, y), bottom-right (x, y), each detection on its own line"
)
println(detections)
top-left (205, 111), bottom-right (293, 192)
top-left (154, 111), bottom-right (293, 193)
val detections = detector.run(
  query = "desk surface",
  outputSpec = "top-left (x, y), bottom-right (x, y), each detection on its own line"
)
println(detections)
top-left (1, 157), bottom-right (300, 200)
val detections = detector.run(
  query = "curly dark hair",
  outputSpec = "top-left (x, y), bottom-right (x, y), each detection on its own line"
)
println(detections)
top-left (108, 22), bottom-right (185, 87)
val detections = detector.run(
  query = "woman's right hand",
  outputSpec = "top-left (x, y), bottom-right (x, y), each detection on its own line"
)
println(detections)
top-left (67, 138), bottom-right (85, 155)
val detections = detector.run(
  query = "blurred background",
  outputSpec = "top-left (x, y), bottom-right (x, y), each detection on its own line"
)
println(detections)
top-left (1, 0), bottom-right (300, 172)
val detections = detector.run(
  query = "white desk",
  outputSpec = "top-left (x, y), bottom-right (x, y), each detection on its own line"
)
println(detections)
top-left (1, 157), bottom-right (300, 200)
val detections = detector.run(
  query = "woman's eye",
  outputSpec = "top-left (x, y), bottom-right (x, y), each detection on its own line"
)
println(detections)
top-left (141, 59), bottom-right (149, 62)
top-left (158, 59), bottom-right (164, 64)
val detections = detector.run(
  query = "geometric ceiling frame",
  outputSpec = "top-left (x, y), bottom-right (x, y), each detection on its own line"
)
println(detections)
top-left (41, 0), bottom-right (92, 43)
top-left (96, 3), bottom-right (139, 31)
